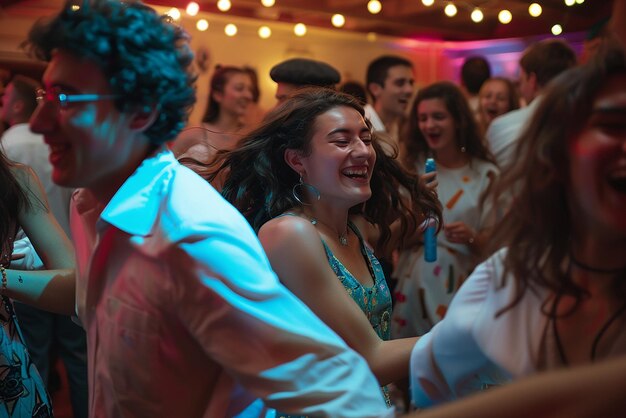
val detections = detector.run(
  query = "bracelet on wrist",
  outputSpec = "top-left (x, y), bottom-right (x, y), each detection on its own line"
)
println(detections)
top-left (0, 266), bottom-right (7, 295)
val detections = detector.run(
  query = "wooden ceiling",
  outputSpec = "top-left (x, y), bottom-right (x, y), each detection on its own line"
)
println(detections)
top-left (0, 0), bottom-right (613, 41)
top-left (146, 0), bottom-right (612, 41)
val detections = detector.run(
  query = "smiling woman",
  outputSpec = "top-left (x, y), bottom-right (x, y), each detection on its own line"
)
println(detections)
top-left (214, 87), bottom-right (442, 411)
top-left (409, 41), bottom-right (626, 409)
top-left (393, 81), bottom-right (498, 338)
top-left (477, 77), bottom-right (519, 133)
top-left (0, 156), bottom-right (75, 416)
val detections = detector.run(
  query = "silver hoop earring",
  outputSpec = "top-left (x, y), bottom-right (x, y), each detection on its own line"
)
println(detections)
top-left (292, 175), bottom-right (321, 205)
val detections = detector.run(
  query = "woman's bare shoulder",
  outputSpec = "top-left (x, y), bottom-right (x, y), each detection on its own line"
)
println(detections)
top-left (259, 214), bottom-right (318, 243)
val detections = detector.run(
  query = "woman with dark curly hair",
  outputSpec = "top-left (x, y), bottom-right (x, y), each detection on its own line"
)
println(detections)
top-left (393, 81), bottom-right (498, 338)
top-left (216, 88), bottom-right (442, 406)
top-left (0, 152), bottom-right (74, 416)
top-left (410, 42), bottom-right (626, 408)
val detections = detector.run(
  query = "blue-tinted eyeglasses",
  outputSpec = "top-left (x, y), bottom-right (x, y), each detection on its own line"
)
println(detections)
top-left (36, 88), bottom-right (118, 108)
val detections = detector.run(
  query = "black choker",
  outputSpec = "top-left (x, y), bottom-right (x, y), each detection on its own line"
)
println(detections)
top-left (569, 253), bottom-right (626, 275)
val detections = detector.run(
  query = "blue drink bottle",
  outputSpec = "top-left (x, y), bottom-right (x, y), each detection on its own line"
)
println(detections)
top-left (424, 158), bottom-right (437, 262)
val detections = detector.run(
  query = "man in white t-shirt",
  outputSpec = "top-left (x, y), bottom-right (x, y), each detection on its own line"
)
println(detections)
top-left (364, 55), bottom-right (415, 153)
top-left (486, 40), bottom-right (576, 170)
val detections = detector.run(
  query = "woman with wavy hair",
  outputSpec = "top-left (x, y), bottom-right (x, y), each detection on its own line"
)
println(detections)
top-left (410, 43), bottom-right (626, 408)
top-left (215, 88), bottom-right (442, 407)
top-left (0, 152), bottom-right (74, 415)
top-left (393, 81), bottom-right (498, 338)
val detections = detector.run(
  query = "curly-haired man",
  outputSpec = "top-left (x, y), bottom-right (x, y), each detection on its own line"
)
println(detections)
top-left (6, 1), bottom-right (394, 417)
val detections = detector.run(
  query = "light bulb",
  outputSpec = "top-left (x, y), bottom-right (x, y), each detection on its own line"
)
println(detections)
top-left (551, 24), bottom-right (563, 35)
top-left (471, 8), bottom-right (483, 23)
top-left (167, 7), bottom-right (181, 20)
top-left (196, 19), bottom-right (209, 31)
top-left (224, 23), bottom-right (237, 36)
top-left (186, 2), bottom-right (199, 16)
top-left (368, 0), bottom-right (382, 15)
top-left (332, 14), bottom-right (346, 27)
top-left (422, 0), bottom-right (435, 6)
top-left (258, 26), bottom-right (272, 39)
top-left (498, 10), bottom-right (512, 24)
top-left (217, 0), bottom-right (232, 12)
top-left (444, 3), bottom-right (457, 17)
top-left (564, 0), bottom-right (575, 5)
top-left (294, 23), bottom-right (307, 36)
top-left (261, 0), bottom-right (276, 6)
top-left (529, 3), bottom-right (542, 17)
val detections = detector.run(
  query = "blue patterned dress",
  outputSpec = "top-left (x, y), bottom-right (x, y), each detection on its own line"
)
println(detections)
top-left (276, 219), bottom-right (392, 417)
top-left (319, 221), bottom-right (392, 406)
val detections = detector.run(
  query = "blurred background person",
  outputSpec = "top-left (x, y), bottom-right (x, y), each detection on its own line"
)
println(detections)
top-left (486, 39), bottom-right (577, 170)
top-left (459, 56), bottom-right (491, 121)
top-left (365, 55), bottom-right (414, 151)
top-left (477, 77), bottom-right (520, 134)
top-left (0, 74), bottom-right (87, 417)
top-left (393, 81), bottom-right (498, 339)
top-left (0, 143), bottom-right (74, 416)
top-left (339, 80), bottom-right (368, 106)
top-left (270, 57), bottom-right (340, 104)
top-left (172, 65), bottom-right (254, 189)
top-left (410, 41), bottom-right (626, 409)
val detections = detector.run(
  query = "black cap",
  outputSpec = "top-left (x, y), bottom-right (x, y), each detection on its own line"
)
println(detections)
top-left (270, 58), bottom-right (340, 87)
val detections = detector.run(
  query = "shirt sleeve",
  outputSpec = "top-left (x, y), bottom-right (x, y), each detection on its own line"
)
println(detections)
top-left (10, 231), bottom-right (45, 271)
top-left (171, 216), bottom-right (393, 418)
top-left (410, 251), bottom-right (506, 408)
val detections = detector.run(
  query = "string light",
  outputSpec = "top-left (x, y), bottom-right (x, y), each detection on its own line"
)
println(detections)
top-left (186, 2), bottom-right (199, 16)
top-left (470, 8), bottom-right (483, 23)
top-left (367, 0), bottom-right (382, 15)
top-left (196, 19), bottom-right (209, 31)
top-left (331, 14), bottom-right (346, 28)
top-left (444, 3), bottom-right (457, 17)
top-left (258, 26), bottom-right (272, 39)
top-left (179, 0), bottom-right (581, 41)
top-left (71, 4), bottom-right (80, 11)
top-left (167, 7), bottom-right (181, 20)
top-left (217, 0), bottom-right (232, 12)
top-left (529, 3), bottom-right (542, 17)
top-left (294, 23), bottom-right (307, 36)
top-left (498, 10), bottom-right (512, 24)
top-left (224, 23), bottom-right (237, 36)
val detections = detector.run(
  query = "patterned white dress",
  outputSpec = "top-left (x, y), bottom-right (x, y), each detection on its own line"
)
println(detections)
top-left (391, 158), bottom-right (498, 338)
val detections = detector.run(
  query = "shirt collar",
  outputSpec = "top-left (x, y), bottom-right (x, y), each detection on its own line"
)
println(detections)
top-left (99, 146), bottom-right (177, 237)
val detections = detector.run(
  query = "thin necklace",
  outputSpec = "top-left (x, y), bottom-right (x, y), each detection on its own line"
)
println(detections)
top-left (310, 218), bottom-right (349, 246)
top-left (569, 252), bottom-right (626, 275)
top-left (552, 294), bottom-right (626, 365)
